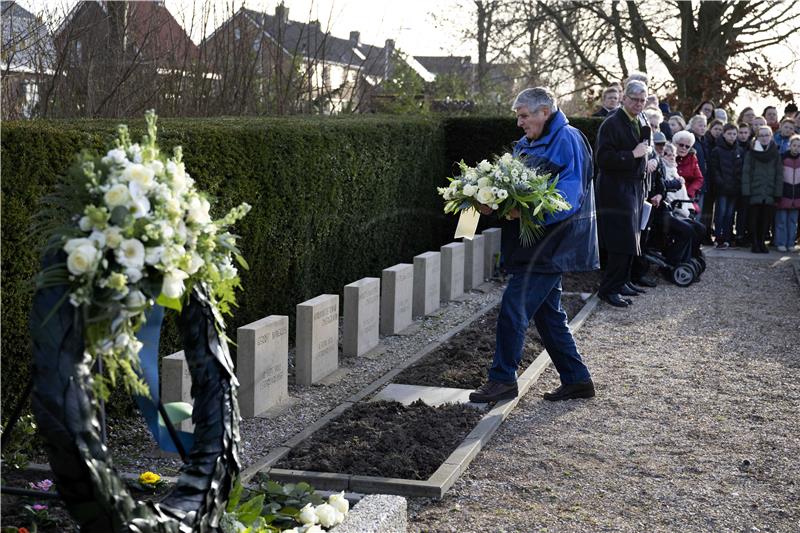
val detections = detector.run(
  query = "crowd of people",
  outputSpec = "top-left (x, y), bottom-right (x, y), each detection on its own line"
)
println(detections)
top-left (591, 74), bottom-right (800, 307)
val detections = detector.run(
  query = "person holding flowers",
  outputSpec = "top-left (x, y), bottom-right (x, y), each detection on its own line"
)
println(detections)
top-left (468, 87), bottom-right (599, 403)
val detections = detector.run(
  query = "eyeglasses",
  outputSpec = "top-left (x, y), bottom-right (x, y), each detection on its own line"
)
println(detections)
top-left (626, 96), bottom-right (646, 104)
top-left (676, 143), bottom-right (691, 149)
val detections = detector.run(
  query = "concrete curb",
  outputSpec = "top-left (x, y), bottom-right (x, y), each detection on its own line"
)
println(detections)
top-left (249, 293), bottom-right (601, 498)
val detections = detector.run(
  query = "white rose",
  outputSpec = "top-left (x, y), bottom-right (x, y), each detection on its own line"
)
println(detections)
top-left (89, 230), bottom-right (106, 249)
top-left (328, 491), bottom-right (349, 515)
top-left (462, 184), bottom-right (478, 197)
top-left (161, 269), bottom-right (188, 299)
top-left (314, 504), bottom-right (338, 528)
top-left (64, 237), bottom-right (94, 254)
top-left (476, 187), bottom-right (495, 205)
top-left (125, 267), bottom-right (143, 283)
top-left (79, 216), bottom-right (93, 231)
top-left (478, 160), bottom-right (492, 173)
top-left (186, 196), bottom-right (211, 225)
top-left (298, 503), bottom-right (318, 525)
top-left (104, 226), bottom-right (123, 249)
top-left (66, 243), bottom-right (100, 275)
top-left (104, 184), bottom-right (130, 208)
top-left (477, 177), bottom-right (491, 188)
top-left (123, 163), bottom-right (155, 190)
top-left (145, 246), bottom-right (165, 266)
top-left (116, 238), bottom-right (145, 269)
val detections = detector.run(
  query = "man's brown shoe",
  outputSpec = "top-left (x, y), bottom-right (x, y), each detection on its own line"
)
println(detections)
top-left (469, 380), bottom-right (518, 403)
top-left (543, 380), bottom-right (595, 401)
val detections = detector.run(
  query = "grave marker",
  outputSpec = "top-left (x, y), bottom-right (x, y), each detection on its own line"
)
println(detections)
top-left (237, 315), bottom-right (289, 417)
top-left (464, 234), bottom-right (485, 290)
top-left (380, 264), bottom-right (414, 335)
top-left (413, 251), bottom-right (440, 317)
top-left (482, 227), bottom-right (502, 279)
top-left (440, 242), bottom-right (465, 301)
top-left (161, 351), bottom-right (193, 432)
top-left (296, 295), bottom-right (339, 385)
top-left (343, 277), bottom-right (381, 357)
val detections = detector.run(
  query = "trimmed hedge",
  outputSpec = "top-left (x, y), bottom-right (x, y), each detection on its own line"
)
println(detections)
top-left (0, 114), bottom-right (602, 414)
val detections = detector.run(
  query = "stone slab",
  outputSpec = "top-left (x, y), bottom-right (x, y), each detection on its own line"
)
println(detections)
top-left (237, 315), bottom-right (290, 418)
top-left (161, 350), bottom-right (193, 432)
top-left (343, 277), bottom-right (381, 357)
top-left (482, 227), bottom-right (502, 279)
top-left (412, 251), bottom-right (440, 317)
top-left (296, 294), bottom-right (339, 386)
top-left (334, 494), bottom-right (407, 533)
top-left (380, 264), bottom-right (414, 335)
top-left (463, 234), bottom-right (485, 290)
top-left (440, 242), bottom-right (465, 301)
top-left (371, 383), bottom-right (488, 410)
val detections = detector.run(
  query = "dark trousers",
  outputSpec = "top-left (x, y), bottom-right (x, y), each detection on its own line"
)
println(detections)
top-left (599, 252), bottom-right (633, 296)
top-left (489, 272), bottom-right (591, 385)
top-left (735, 197), bottom-right (750, 243)
top-left (749, 204), bottom-right (774, 247)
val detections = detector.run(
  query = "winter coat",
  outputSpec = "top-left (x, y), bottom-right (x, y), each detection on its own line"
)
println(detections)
top-left (777, 152), bottom-right (800, 209)
top-left (742, 141), bottom-right (783, 205)
top-left (594, 107), bottom-right (650, 255)
top-left (676, 150), bottom-right (704, 211)
top-left (663, 163), bottom-right (692, 218)
top-left (693, 136), bottom-right (710, 193)
top-left (592, 107), bottom-right (611, 118)
top-left (708, 136), bottom-right (744, 197)
top-left (505, 109), bottom-right (599, 273)
top-left (774, 133), bottom-right (792, 154)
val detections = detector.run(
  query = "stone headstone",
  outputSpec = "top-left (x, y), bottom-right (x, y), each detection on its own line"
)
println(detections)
top-left (380, 263), bottom-right (414, 335)
top-left (440, 242), bottom-right (465, 301)
top-left (237, 315), bottom-right (289, 417)
top-left (343, 277), bottom-right (380, 357)
top-left (482, 227), bottom-right (502, 279)
top-left (464, 234), bottom-right (485, 290)
top-left (296, 294), bottom-right (339, 386)
top-left (413, 251), bottom-right (440, 317)
top-left (161, 351), bottom-right (193, 432)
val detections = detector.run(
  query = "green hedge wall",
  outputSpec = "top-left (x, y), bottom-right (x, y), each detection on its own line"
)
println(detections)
top-left (0, 114), bottom-right (602, 414)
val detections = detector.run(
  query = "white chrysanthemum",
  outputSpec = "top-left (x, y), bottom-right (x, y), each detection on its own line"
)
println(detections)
top-left (116, 238), bottom-right (145, 269)
top-left (123, 163), bottom-right (155, 190)
top-left (104, 183), bottom-right (130, 208)
top-left (67, 243), bottom-right (100, 275)
top-left (161, 269), bottom-right (188, 299)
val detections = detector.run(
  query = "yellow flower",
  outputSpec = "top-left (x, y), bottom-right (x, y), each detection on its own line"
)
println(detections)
top-left (138, 471), bottom-right (161, 485)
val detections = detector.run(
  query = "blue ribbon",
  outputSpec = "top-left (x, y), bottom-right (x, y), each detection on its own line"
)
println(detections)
top-left (134, 305), bottom-right (194, 454)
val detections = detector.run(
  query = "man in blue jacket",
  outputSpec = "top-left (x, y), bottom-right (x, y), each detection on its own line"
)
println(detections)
top-left (469, 87), bottom-right (599, 403)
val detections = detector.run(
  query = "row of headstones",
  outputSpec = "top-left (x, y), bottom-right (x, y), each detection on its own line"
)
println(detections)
top-left (162, 228), bottom-right (502, 422)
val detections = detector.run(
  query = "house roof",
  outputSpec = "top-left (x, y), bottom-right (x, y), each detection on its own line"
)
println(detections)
top-left (414, 55), bottom-right (473, 77)
top-left (1, 0), bottom-right (55, 72)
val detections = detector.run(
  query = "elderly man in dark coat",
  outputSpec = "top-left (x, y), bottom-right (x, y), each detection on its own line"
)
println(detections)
top-left (469, 87), bottom-right (599, 403)
top-left (595, 80), bottom-right (657, 307)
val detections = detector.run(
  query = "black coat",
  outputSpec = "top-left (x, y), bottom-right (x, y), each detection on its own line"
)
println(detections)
top-left (708, 136), bottom-right (744, 197)
top-left (594, 107), bottom-right (649, 255)
top-left (592, 107), bottom-right (611, 118)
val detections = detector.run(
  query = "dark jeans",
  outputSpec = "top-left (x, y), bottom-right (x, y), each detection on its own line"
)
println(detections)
top-left (489, 272), bottom-right (591, 385)
top-left (749, 203), bottom-right (774, 247)
top-left (599, 252), bottom-right (633, 295)
top-left (714, 195), bottom-right (737, 243)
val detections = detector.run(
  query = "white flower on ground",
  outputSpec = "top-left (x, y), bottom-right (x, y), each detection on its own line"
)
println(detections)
top-left (116, 239), bottom-right (145, 269)
top-left (104, 183), bottom-right (130, 208)
top-left (161, 269), bottom-right (188, 299)
top-left (462, 184), bottom-right (478, 197)
top-left (478, 160), bottom-right (492, 173)
top-left (298, 503), bottom-right (318, 525)
top-left (475, 187), bottom-right (495, 205)
top-left (66, 242), bottom-right (100, 275)
top-left (104, 226), bottom-right (123, 249)
top-left (186, 196), bottom-right (211, 225)
top-left (328, 491), bottom-right (349, 515)
top-left (314, 503), bottom-right (340, 528)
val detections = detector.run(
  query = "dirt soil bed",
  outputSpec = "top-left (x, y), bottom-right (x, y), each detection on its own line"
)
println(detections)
top-left (394, 293), bottom-right (586, 389)
top-left (275, 400), bottom-right (484, 480)
top-left (561, 269), bottom-right (602, 293)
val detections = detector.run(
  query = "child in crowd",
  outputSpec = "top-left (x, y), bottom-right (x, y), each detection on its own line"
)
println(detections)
top-left (774, 118), bottom-right (796, 153)
top-left (737, 123), bottom-right (752, 150)
top-left (774, 135), bottom-right (800, 252)
top-left (709, 124), bottom-right (744, 248)
top-left (668, 115), bottom-right (686, 137)
top-left (742, 126), bottom-right (783, 253)
top-left (764, 106), bottom-right (780, 132)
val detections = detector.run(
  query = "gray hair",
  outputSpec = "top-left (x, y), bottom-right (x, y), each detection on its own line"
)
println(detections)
top-left (714, 108), bottom-right (728, 122)
top-left (688, 114), bottom-right (707, 129)
top-left (672, 130), bottom-right (695, 147)
top-left (625, 70), bottom-right (650, 86)
top-left (624, 80), bottom-right (647, 97)
top-left (645, 107), bottom-right (663, 123)
top-left (512, 87), bottom-right (557, 113)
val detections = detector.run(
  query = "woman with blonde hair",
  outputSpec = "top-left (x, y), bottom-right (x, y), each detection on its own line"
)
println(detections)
top-left (742, 126), bottom-right (783, 253)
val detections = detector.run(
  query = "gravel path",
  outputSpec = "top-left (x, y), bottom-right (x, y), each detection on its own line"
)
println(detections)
top-left (408, 256), bottom-right (800, 533)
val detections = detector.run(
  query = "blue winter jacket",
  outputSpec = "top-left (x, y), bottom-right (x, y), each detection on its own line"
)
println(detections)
top-left (503, 109), bottom-right (600, 273)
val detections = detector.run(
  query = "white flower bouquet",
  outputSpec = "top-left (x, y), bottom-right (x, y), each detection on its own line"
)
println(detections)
top-left (438, 153), bottom-right (571, 246)
top-left (34, 111), bottom-right (250, 400)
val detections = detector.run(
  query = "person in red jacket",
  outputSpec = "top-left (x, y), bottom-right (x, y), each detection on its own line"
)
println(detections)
top-left (673, 130), bottom-right (704, 213)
